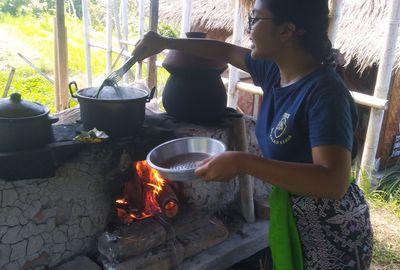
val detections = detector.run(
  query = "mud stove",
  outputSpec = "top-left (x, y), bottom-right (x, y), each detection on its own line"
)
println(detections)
top-left (0, 110), bottom-right (270, 270)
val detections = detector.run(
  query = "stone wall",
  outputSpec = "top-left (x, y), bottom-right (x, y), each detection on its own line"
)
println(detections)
top-left (0, 146), bottom-right (117, 270)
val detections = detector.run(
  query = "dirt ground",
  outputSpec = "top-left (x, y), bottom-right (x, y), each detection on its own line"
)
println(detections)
top-left (370, 204), bottom-right (400, 270)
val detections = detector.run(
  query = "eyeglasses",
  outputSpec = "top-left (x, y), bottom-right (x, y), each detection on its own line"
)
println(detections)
top-left (248, 13), bottom-right (274, 31)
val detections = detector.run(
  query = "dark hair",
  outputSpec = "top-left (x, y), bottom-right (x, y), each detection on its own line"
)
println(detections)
top-left (266, 0), bottom-right (333, 65)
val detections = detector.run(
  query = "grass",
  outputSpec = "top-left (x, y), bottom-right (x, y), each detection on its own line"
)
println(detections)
top-left (0, 13), bottom-right (171, 112)
top-left (363, 166), bottom-right (400, 269)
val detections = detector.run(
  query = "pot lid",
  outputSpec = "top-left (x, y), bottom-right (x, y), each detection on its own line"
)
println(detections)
top-left (0, 93), bottom-right (46, 118)
top-left (78, 85), bottom-right (148, 100)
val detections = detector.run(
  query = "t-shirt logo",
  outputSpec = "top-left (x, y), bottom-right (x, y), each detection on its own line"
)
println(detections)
top-left (270, 113), bottom-right (292, 144)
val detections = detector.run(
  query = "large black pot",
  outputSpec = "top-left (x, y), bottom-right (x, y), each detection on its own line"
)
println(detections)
top-left (0, 93), bottom-right (58, 152)
top-left (162, 32), bottom-right (228, 123)
top-left (162, 70), bottom-right (227, 123)
top-left (69, 82), bottom-right (155, 138)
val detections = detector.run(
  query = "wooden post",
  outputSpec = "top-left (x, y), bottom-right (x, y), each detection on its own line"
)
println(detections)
top-left (328, 0), bottom-right (343, 47)
top-left (55, 0), bottom-right (69, 111)
top-left (82, 0), bottom-right (92, 86)
top-left (180, 0), bottom-right (192, 37)
top-left (136, 0), bottom-right (146, 80)
top-left (147, 0), bottom-right (159, 91)
top-left (233, 117), bottom-right (255, 223)
top-left (227, 0), bottom-right (244, 109)
top-left (54, 18), bottom-right (60, 110)
top-left (360, 0), bottom-right (400, 181)
top-left (106, 0), bottom-right (113, 74)
top-left (121, 0), bottom-right (130, 83)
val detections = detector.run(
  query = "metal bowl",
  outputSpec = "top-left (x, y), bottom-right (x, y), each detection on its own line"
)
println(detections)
top-left (146, 137), bottom-right (226, 182)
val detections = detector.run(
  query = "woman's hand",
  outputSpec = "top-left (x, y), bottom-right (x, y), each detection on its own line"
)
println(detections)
top-left (194, 151), bottom-right (243, 182)
top-left (132, 31), bottom-right (168, 61)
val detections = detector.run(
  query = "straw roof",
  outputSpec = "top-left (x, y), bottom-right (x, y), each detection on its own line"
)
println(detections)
top-left (157, 0), bottom-right (400, 73)
top-left (158, 0), bottom-right (238, 32)
top-left (335, 0), bottom-right (400, 73)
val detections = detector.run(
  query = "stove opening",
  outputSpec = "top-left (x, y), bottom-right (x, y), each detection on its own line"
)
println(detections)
top-left (115, 160), bottom-right (180, 224)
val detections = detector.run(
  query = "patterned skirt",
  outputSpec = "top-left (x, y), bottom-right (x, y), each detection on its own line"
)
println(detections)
top-left (290, 183), bottom-right (373, 270)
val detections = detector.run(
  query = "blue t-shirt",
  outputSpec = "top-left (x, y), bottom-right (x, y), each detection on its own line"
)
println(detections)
top-left (245, 53), bottom-right (358, 163)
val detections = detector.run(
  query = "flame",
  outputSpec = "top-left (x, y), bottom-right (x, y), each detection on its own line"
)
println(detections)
top-left (116, 160), bottom-right (166, 222)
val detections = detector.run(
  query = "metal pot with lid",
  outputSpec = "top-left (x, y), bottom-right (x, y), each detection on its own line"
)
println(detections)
top-left (0, 93), bottom-right (59, 152)
top-left (69, 81), bottom-right (156, 138)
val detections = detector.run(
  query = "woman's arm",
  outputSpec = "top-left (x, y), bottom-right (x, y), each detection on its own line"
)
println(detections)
top-left (133, 31), bottom-right (251, 72)
top-left (194, 145), bottom-right (351, 200)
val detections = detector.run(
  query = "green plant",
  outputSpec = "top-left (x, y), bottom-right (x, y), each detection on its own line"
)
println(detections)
top-left (376, 167), bottom-right (400, 200)
top-left (158, 22), bottom-right (178, 38)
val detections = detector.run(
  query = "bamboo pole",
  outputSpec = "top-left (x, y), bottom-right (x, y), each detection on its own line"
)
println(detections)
top-left (54, 18), bottom-right (60, 110)
top-left (147, 0), bottom-right (159, 91)
top-left (228, 2), bottom-right (254, 222)
top-left (121, 0), bottom-right (129, 83)
top-left (2, 67), bottom-right (15, 98)
top-left (17, 53), bottom-right (54, 84)
top-left (221, 78), bottom-right (388, 111)
top-left (360, 0), bottom-right (400, 179)
top-left (82, 0), bottom-right (92, 86)
top-left (180, 0), bottom-right (192, 37)
top-left (136, 0), bottom-right (146, 80)
top-left (233, 117), bottom-right (255, 223)
top-left (106, 0), bottom-right (113, 74)
top-left (328, 0), bottom-right (343, 47)
top-left (360, 1), bottom-right (400, 176)
top-left (55, 0), bottom-right (69, 111)
top-left (227, 0), bottom-right (244, 109)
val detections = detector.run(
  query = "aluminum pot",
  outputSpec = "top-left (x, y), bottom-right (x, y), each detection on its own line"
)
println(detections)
top-left (69, 81), bottom-right (155, 138)
top-left (0, 93), bottom-right (58, 152)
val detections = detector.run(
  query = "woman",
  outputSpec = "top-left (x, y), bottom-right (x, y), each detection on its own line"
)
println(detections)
top-left (133, 0), bottom-right (373, 268)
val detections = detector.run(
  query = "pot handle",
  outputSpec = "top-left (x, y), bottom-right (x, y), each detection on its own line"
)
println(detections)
top-left (146, 87), bottom-right (157, 102)
top-left (48, 115), bottom-right (59, 124)
top-left (68, 81), bottom-right (78, 98)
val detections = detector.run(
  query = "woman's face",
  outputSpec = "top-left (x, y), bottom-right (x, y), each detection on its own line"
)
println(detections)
top-left (250, 0), bottom-right (285, 60)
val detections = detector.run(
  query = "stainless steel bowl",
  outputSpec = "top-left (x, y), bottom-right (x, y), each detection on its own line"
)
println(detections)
top-left (146, 137), bottom-right (226, 181)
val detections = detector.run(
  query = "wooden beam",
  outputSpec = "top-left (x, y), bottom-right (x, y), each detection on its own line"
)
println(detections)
top-left (82, 0), bottom-right (92, 86)
top-left (360, 0), bottom-right (400, 179)
top-left (180, 0), bottom-right (192, 37)
top-left (55, 0), bottom-right (69, 111)
top-left (233, 117), bottom-right (255, 223)
top-left (106, 0), bottom-right (113, 74)
top-left (136, 0), bottom-right (146, 80)
top-left (227, 0), bottom-right (244, 109)
top-left (147, 0), bottom-right (159, 92)
top-left (221, 77), bottom-right (389, 110)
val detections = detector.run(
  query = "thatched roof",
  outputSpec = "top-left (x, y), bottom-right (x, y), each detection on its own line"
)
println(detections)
top-left (158, 0), bottom-right (239, 32)
top-left (157, 0), bottom-right (400, 73)
top-left (335, 0), bottom-right (400, 73)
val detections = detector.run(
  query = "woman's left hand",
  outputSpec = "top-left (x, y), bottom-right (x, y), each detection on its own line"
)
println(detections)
top-left (194, 151), bottom-right (243, 182)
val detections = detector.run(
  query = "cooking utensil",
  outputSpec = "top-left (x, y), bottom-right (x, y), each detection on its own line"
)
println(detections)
top-left (69, 81), bottom-right (155, 138)
top-left (96, 47), bottom-right (146, 98)
top-left (0, 93), bottom-right (58, 152)
top-left (146, 137), bottom-right (226, 182)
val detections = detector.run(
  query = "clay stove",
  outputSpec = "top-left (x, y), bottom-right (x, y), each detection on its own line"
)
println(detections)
top-left (0, 110), bottom-right (270, 270)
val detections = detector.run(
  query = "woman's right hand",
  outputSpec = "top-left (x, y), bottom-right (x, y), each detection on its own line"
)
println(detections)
top-left (132, 31), bottom-right (168, 62)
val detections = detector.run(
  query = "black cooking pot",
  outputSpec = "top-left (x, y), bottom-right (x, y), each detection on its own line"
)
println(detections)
top-left (161, 32), bottom-right (228, 123)
top-left (69, 81), bottom-right (155, 138)
top-left (0, 93), bottom-right (58, 152)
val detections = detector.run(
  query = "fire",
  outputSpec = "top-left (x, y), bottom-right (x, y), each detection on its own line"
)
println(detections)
top-left (116, 160), bottom-right (167, 222)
